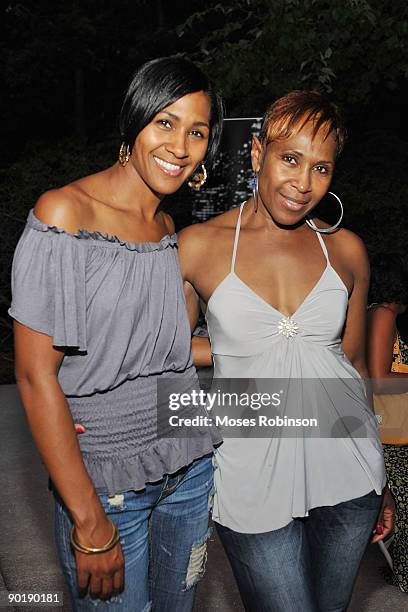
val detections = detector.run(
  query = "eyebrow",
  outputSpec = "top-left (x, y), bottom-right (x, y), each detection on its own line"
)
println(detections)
top-left (160, 111), bottom-right (210, 128)
top-left (283, 148), bottom-right (334, 165)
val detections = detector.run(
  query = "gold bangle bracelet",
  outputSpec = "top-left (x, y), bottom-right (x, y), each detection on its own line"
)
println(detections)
top-left (70, 520), bottom-right (120, 555)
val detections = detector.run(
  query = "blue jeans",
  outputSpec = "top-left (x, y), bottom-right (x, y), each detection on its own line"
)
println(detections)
top-left (54, 456), bottom-right (214, 612)
top-left (216, 490), bottom-right (382, 612)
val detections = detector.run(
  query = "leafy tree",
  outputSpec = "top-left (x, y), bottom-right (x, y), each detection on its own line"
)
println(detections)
top-left (177, 0), bottom-right (408, 115)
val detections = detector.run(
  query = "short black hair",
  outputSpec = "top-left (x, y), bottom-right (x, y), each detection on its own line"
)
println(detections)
top-left (119, 56), bottom-right (224, 168)
top-left (369, 253), bottom-right (408, 305)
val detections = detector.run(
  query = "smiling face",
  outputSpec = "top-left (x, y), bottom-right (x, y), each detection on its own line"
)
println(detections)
top-left (129, 91), bottom-right (211, 197)
top-left (252, 120), bottom-right (337, 227)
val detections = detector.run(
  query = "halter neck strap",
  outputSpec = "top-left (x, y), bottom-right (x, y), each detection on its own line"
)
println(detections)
top-left (315, 230), bottom-right (330, 263)
top-left (231, 202), bottom-right (246, 273)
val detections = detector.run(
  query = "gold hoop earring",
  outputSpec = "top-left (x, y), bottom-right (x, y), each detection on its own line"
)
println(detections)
top-left (188, 163), bottom-right (207, 190)
top-left (118, 142), bottom-right (131, 166)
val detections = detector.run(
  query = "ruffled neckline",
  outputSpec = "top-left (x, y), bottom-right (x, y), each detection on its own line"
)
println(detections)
top-left (27, 209), bottom-right (177, 252)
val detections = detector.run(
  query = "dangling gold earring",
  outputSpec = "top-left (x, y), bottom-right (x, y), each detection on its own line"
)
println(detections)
top-left (188, 163), bottom-right (207, 191)
top-left (118, 142), bottom-right (131, 166)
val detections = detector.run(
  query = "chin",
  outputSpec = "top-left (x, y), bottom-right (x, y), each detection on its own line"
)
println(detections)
top-left (151, 178), bottom-right (185, 197)
top-left (270, 209), bottom-right (307, 227)
top-left (162, 182), bottom-right (185, 196)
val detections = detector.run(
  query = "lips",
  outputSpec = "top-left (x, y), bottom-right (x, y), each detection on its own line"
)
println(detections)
top-left (280, 193), bottom-right (310, 212)
top-left (153, 155), bottom-right (184, 177)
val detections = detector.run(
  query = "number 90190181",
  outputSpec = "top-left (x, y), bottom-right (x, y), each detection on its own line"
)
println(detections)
top-left (0, 591), bottom-right (63, 607)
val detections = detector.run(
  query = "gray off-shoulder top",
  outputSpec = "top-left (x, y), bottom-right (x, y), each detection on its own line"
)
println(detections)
top-left (10, 210), bottom-right (194, 395)
top-left (9, 210), bottom-right (218, 494)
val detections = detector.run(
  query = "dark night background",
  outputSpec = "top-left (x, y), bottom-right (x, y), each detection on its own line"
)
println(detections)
top-left (1, 0), bottom-right (407, 381)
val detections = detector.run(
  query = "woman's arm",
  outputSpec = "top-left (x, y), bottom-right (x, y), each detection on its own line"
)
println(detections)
top-left (183, 280), bottom-right (213, 367)
top-left (340, 236), bottom-right (371, 379)
top-left (179, 226), bottom-right (213, 368)
top-left (183, 279), bottom-right (201, 332)
top-left (14, 323), bottom-right (124, 599)
top-left (371, 487), bottom-right (396, 543)
top-left (367, 307), bottom-right (408, 393)
top-left (192, 336), bottom-right (213, 368)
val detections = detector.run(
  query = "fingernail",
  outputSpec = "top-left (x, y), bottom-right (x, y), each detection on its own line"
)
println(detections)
top-left (375, 524), bottom-right (384, 535)
top-left (74, 424), bottom-right (86, 433)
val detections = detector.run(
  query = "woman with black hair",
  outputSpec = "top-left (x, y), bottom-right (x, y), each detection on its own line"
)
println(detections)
top-left (368, 253), bottom-right (408, 592)
top-left (9, 57), bottom-right (223, 611)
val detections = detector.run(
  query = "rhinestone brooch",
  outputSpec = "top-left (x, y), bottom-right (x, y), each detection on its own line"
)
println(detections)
top-left (277, 317), bottom-right (299, 338)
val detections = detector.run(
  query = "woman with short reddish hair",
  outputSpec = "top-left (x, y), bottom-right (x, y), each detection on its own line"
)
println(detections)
top-left (180, 91), bottom-right (394, 611)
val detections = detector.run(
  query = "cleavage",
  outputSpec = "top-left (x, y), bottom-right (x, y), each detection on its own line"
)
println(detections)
top-left (233, 258), bottom-right (328, 319)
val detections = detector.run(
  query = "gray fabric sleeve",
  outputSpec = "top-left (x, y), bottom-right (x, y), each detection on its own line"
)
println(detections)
top-left (9, 225), bottom-right (87, 351)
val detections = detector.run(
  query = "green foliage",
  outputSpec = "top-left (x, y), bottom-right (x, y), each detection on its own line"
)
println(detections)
top-left (177, 0), bottom-right (408, 113)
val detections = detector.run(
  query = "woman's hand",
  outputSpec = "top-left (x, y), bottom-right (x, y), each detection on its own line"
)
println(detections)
top-left (74, 518), bottom-right (125, 599)
top-left (371, 486), bottom-right (395, 543)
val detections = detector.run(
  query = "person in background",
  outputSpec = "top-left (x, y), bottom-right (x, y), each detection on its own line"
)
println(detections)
top-left (367, 253), bottom-right (408, 592)
top-left (180, 91), bottom-right (394, 612)
top-left (9, 57), bottom-right (223, 611)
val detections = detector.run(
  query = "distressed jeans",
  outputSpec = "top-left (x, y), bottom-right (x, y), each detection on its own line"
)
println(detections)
top-left (54, 455), bottom-right (214, 612)
top-left (216, 489), bottom-right (382, 612)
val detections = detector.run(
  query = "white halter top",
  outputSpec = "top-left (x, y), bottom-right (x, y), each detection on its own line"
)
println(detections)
top-left (206, 202), bottom-right (385, 533)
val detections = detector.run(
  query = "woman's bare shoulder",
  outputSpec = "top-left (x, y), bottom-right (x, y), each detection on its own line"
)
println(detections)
top-left (332, 226), bottom-right (366, 252)
top-left (33, 168), bottom-right (108, 232)
top-left (178, 207), bottom-right (239, 248)
top-left (325, 225), bottom-right (369, 277)
top-left (311, 217), bottom-right (365, 249)
top-left (177, 221), bottom-right (217, 253)
top-left (34, 184), bottom-right (85, 233)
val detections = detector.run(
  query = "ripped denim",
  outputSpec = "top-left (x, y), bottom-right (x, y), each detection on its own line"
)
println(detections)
top-left (54, 455), bottom-right (214, 612)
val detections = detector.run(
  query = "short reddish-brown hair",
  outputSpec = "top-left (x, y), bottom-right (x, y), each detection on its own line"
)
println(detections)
top-left (259, 91), bottom-right (347, 156)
